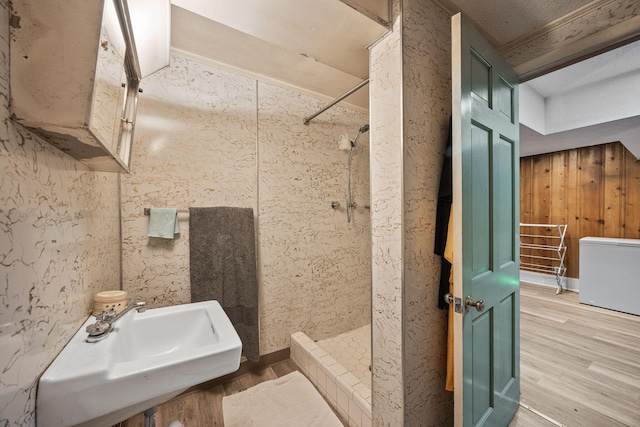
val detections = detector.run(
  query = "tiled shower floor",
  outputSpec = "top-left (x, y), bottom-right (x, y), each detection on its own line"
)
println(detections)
top-left (317, 324), bottom-right (371, 389)
top-left (291, 325), bottom-right (372, 426)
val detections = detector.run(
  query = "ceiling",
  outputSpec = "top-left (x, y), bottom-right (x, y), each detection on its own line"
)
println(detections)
top-left (444, 0), bottom-right (594, 47)
top-left (170, 0), bottom-right (389, 112)
top-left (520, 115), bottom-right (640, 158)
top-left (525, 40), bottom-right (640, 98)
top-left (171, 0), bottom-right (613, 109)
top-left (519, 38), bottom-right (640, 158)
top-left (167, 0), bottom-right (639, 155)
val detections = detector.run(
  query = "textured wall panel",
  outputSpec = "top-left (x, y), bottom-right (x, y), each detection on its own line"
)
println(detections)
top-left (0, 1), bottom-right (121, 424)
top-left (120, 54), bottom-right (370, 357)
top-left (121, 56), bottom-right (258, 307)
top-left (257, 82), bottom-right (371, 353)
top-left (402, 0), bottom-right (453, 424)
top-left (369, 0), bottom-right (405, 423)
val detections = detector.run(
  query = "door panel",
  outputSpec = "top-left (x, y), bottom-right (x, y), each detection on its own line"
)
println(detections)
top-left (471, 123), bottom-right (491, 276)
top-left (471, 310), bottom-right (493, 424)
top-left (495, 137), bottom-right (515, 267)
top-left (471, 52), bottom-right (491, 103)
top-left (452, 13), bottom-right (520, 427)
top-left (495, 294), bottom-right (515, 394)
top-left (496, 77), bottom-right (515, 121)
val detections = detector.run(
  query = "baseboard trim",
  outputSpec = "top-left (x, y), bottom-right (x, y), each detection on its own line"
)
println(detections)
top-left (520, 270), bottom-right (579, 292)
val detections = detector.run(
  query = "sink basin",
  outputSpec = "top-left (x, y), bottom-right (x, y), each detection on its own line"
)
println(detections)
top-left (37, 300), bottom-right (242, 427)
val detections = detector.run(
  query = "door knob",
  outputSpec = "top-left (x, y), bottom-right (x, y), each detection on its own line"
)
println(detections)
top-left (465, 296), bottom-right (485, 312)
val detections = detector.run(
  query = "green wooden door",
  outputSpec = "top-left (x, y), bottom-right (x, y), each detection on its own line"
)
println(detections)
top-left (451, 13), bottom-right (520, 427)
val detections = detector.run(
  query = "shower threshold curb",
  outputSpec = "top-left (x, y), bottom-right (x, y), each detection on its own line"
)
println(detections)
top-left (291, 331), bottom-right (372, 427)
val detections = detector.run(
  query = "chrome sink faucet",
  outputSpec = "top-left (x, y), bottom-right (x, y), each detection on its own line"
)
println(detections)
top-left (86, 301), bottom-right (146, 343)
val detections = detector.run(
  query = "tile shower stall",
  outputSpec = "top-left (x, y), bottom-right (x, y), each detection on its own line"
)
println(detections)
top-left (292, 326), bottom-right (372, 427)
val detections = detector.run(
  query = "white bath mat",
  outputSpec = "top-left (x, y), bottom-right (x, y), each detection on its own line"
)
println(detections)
top-left (222, 371), bottom-right (343, 427)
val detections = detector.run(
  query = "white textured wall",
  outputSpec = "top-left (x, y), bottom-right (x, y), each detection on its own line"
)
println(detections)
top-left (257, 82), bottom-right (371, 351)
top-left (0, 1), bottom-right (121, 424)
top-left (402, 0), bottom-right (453, 424)
top-left (121, 54), bottom-right (371, 356)
top-left (369, 0), bottom-right (404, 424)
top-left (121, 56), bottom-right (258, 307)
top-left (370, 0), bottom-right (453, 424)
top-left (519, 83), bottom-right (546, 134)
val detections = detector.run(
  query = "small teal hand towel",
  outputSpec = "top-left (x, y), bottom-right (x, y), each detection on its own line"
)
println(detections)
top-left (147, 208), bottom-right (179, 239)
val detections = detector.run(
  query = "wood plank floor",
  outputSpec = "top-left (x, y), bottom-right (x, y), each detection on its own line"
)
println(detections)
top-left (515, 282), bottom-right (640, 427)
top-left (120, 359), bottom-right (307, 427)
top-left (121, 283), bottom-right (640, 426)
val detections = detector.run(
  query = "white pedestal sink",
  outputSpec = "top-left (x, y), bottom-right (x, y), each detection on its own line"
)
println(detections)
top-left (37, 300), bottom-right (242, 427)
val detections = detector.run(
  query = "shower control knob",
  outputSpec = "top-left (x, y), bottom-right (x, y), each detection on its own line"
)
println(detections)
top-left (331, 201), bottom-right (340, 209)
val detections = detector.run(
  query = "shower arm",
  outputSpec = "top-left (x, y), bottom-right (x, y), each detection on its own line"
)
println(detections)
top-left (303, 79), bottom-right (369, 125)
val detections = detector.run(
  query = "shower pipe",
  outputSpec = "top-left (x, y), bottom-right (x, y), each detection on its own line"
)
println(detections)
top-left (302, 78), bottom-right (369, 125)
top-left (347, 124), bottom-right (369, 223)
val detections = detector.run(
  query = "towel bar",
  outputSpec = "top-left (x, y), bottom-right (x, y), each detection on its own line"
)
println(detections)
top-left (143, 208), bottom-right (189, 216)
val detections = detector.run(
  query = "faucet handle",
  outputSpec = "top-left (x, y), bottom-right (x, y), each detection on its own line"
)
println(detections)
top-left (96, 308), bottom-right (116, 321)
top-left (135, 301), bottom-right (147, 313)
top-left (86, 320), bottom-right (111, 336)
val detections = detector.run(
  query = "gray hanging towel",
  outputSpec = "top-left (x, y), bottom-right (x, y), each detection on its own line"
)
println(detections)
top-left (189, 207), bottom-right (259, 362)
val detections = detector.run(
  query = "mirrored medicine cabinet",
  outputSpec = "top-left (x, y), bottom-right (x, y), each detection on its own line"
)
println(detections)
top-left (10, 0), bottom-right (147, 173)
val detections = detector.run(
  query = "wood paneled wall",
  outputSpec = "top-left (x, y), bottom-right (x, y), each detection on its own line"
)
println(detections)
top-left (520, 142), bottom-right (640, 278)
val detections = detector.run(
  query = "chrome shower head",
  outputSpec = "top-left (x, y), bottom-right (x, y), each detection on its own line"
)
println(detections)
top-left (351, 124), bottom-right (370, 148)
